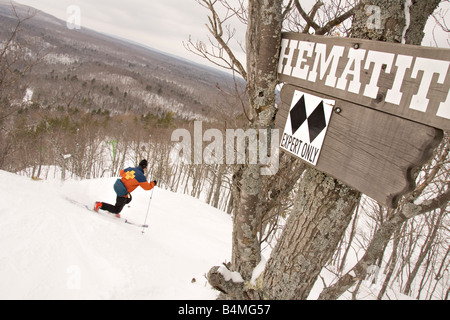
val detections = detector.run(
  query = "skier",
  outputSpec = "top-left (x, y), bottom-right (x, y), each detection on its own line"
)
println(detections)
top-left (94, 159), bottom-right (157, 217)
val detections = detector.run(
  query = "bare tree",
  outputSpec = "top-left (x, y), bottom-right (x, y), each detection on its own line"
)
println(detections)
top-left (184, 0), bottom-right (247, 78)
top-left (318, 129), bottom-right (449, 300)
top-left (0, 2), bottom-right (46, 169)
top-left (192, 0), bottom-right (360, 300)
top-left (193, 0), bottom-right (447, 300)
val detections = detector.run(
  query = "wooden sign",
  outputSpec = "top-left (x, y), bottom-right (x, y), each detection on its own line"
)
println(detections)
top-left (276, 85), bottom-right (443, 208)
top-left (278, 33), bottom-right (450, 130)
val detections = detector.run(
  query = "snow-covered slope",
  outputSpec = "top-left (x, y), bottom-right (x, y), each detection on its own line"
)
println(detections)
top-left (0, 170), bottom-right (232, 299)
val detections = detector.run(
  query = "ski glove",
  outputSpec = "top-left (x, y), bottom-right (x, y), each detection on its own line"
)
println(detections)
top-left (152, 180), bottom-right (157, 186)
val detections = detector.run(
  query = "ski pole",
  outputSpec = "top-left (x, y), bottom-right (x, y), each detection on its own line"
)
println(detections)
top-left (142, 187), bottom-right (154, 234)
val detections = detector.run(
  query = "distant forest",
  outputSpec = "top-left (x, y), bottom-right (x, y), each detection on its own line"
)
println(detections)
top-left (0, 2), bottom-right (251, 219)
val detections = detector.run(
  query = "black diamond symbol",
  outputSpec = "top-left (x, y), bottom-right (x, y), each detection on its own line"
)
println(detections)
top-left (307, 101), bottom-right (327, 143)
top-left (290, 95), bottom-right (307, 135)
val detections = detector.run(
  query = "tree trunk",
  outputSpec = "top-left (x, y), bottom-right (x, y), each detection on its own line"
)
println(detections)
top-left (231, 164), bottom-right (262, 281)
top-left (230, 0), bottom-right (283, 282)
top-left (212, 164), bottom-right (225, 208)
top-left (263, 168), bottom-right (360, 299)
top-left (403, 209), bottom-right (445, 295)
top-left (207, 0), bottom-right (283, 299)
top-left (351, 0), bottom-right (441, 45)
top-left (377, 226), bottom-right (402, 300)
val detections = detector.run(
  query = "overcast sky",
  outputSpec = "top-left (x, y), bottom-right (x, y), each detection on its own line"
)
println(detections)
top-left (13, 0), bottom-right (254, 69)
top-left (11, 0), bottom-right (450, 71)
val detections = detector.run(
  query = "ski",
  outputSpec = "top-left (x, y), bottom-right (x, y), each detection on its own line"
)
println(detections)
top-left (90, 205), bottom-right (149, 228)
top-left (124, 219), bottom-right (148, 228)
top-left (65, 197), bottom-right (148, 228)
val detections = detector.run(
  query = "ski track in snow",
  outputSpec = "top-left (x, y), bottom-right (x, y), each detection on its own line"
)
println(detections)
top-left (0, 170), bottom-right (232, 299)
top-left (0, 170), bottom-right (417, 300)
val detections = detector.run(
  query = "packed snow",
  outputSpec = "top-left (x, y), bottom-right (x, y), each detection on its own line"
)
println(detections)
top-left (0, 170), bottom-right (232, 299)
top-left (22, 88), bottom-right (34, 103)
top-left (0, 169), bottom-right (418, 300)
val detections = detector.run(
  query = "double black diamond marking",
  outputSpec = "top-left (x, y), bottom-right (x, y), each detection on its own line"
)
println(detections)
top-left (290, 95), bottom-right (307, 135)
top-left (290, 94), bottom-right (327, 143)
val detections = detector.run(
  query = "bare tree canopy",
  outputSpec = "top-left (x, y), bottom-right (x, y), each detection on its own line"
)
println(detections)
top-left (192, 0), bottom-right (449, 300)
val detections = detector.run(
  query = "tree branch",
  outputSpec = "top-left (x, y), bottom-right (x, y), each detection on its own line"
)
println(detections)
top-left (184, 0), bottom-right (247, 79)
top-left (303, 1), bottom-right (323, 34)
top-left (293, 0), bottom-right (321, 32)
top-left (416, 184), bottom-right (450, 216)
top-left (318, 185), bottom-right (450, 300)
top-left (316, 5), bottom-right (358, 35)
top-left (293, 0), bottom-right (358, 35)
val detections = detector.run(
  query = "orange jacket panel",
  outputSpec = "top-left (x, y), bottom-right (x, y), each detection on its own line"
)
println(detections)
top-left (119, 167), bottom-right (155, 194)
